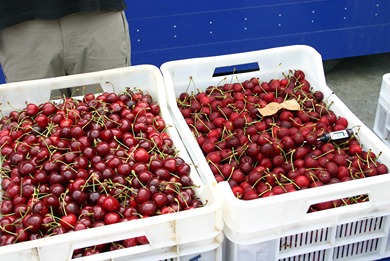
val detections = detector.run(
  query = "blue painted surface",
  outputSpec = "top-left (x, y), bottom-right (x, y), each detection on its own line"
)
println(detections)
top-left (1, 0), bottom-right (390, 84)
top-left (0, 66), bottom-right (4, 84)
top-left (126, 0), bottom-right (390, 65)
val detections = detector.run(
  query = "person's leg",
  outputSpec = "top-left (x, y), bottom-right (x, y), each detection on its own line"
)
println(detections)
top-left (0, 19), bottom-right (65, 83)
top-left (61, 11), bottom-right (130, 77)
top-left (0, 11), bottom-right (130, 97)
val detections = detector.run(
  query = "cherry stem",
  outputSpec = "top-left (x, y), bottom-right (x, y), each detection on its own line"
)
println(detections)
top-left (281, 174), bottom-right (300, 190)
top-left (258, 182), bottom-right (272, 197)
top-left (131, 170), bottom-right (146, 188)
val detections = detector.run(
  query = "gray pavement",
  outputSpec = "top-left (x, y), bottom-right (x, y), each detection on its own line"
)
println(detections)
top-left (324, 53), bottom-right (390, 131)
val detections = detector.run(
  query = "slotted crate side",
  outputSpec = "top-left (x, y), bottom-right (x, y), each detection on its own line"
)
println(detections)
top-left (225, 214), bottom-right (390, 261)
top-left (374, 73), bottom-right (390, 147)
top-left (332, 238), bottom-right (382, 261)
top-left (0, 66), bottom-right (224, 261)
top-left (335, 216), bottom-right (387, 241)
top-left (279, 227), bottom-right (332, 257)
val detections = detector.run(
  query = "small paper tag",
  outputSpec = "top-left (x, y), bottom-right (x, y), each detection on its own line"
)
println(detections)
top-left (258, 99), bottom-right (300, 116)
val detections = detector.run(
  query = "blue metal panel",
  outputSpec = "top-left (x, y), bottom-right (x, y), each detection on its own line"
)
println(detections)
top-left (127, 0), bottom-right (325, 18)
top-left (126, 0), bottom-right (390, 66)
top-left (1, 0), bottom-right (390, 84)
top-left (0, 67), bottom-right (4, 84)
top-left (129, 23), bottom-right (390, 65)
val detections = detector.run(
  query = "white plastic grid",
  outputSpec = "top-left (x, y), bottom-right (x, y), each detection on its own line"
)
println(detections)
top-left (332, 239), bottom-right (380, 260)
top-left (335, 216), bottom-right (385, 240)
top-left (278, 215), bottom-right (389, 261)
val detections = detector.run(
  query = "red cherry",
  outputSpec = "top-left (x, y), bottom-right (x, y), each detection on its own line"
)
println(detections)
top-left (25, 103), bottom-right (39, 116)
top-left (102, 196), bottom-right (120, 212)
top-left (133, 148), bottom-right (150, 163)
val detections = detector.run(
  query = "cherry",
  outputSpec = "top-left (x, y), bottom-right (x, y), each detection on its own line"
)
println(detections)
top-left (152, 192), bottom-right (168, 208)
top-left (42, 102), bottom-right (58, 116)
top-left (134, 187), bottom-right (151, 204)
top-left (74, 222), bottom-right (88, 231)
top-left (162, 157), bottom-right (177, 173)
top-left (71, 190), bottom-right (87, 205)
top-left (314, 201), bottom-right (333, 211)
top-left (95, 142), bottom-right (110, 156)
top-left (325, 162), bottom-right (338, 177)
top-left (15, 227), bottom-right (30, 243)
top-left (6, 183), bottom-right (21, 199)
top-left (104, 212), bottom-right (121, 225)
top-left (43, 194), bottom-right (60, 209)
top-left (316, 170), bottom-right (331, 184)
top-left (231, 186), bottom-right (244, 198)
top-left (260, 143), bottom-right (275, 158)
top-left (23, 214), bottom-right (43, 233)
top-left (133, 148), bottom-right (150, 163)
top-left (91, 205), bottom-right (106, 222)
top-left (135, 235), bottom-right (149, 245)
top-left (1, 200), bottom-right (13, 215)
top-left (102, 196), bottom-right (120, 212)
top-left (25, 103), bottom-right (39, 116)
top-left (50, 183), bottom-right (65, 198)
top-left (59, 214), bottom-right (77, 230)
top-left (31, 200), bottom-right (49, 216)
top-left (35, 114), bottom-right (49, 128)
top-left (64, 202), bottom-right (80, 216)
top-left (243, 189), bottom-right (258, 200)
top-left (176, 191), bottom-right (192, 208)
top-left (304, 131), bottom-right (318, 145)
top-left (138, 201), bottom-right (157, 216)
top-left (349, 144), bottom-right (363, 155)
top-left (99, 129), bottom-right (114, 142)
top-left (376, 163), bottom-right (389, 174)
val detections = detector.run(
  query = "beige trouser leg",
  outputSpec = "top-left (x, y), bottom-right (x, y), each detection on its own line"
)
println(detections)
top-left (0, 11), bottom-right (130, 98)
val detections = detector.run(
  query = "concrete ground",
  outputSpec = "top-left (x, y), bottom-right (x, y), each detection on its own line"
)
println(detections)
top-left (324, 53), bottom-right (390, 131)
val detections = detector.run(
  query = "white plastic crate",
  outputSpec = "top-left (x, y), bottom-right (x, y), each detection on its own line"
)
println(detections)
top-left (225, 213), bottom-right (390, 261)
top-left (223, 176), bottom-right (390, 261)
top-left (160, 45), bottom-right (390, 260)
top-left (374, 73), bottom-right (390, 147)
top-left (0, 66), bottom-right (224, 261)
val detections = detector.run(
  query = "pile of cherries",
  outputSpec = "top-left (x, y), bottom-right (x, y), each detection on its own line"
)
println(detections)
top-left (0, 88), bottom-right (203, 257)
top-left (177, 70), bottom-right (389, 211)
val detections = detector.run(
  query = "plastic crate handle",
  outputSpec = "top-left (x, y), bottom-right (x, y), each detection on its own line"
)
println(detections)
top-left (0, 218), bottom-right (177, 261)
top-left (38, 227), bottom-right (153, 261)
top-left (212, 62), bottom-right (260, 77)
